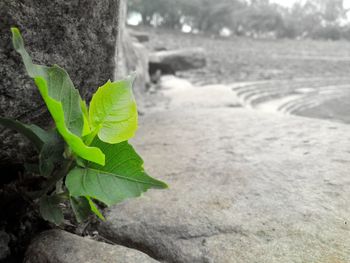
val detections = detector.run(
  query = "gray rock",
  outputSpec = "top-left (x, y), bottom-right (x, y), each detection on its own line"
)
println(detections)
top-left (149, 48), bottom-right (206, 73)
top-left (24, 230), bottom-right (159, 263)
top-left (0, 0), bottom-right (123, 165)
top-left (99, 83), bottom-right (350, 262)
top-left (129, 29), bottom-right (150, 43)
top-left (113, 3), bottom-right (150, 111)
top-left (121, 32), bottom-right (150, 111)
top-left (0, 230), bottom-right (10, 260)
top-left (154, 47), bottom-right (168, 52)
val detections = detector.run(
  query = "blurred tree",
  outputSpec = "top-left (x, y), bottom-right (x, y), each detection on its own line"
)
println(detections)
top-left (127, 0), bottom-right (350, 40)
top-left (128, 0), bottom-right (247, 32)
top-left (181, 0), bottom-right (246, 33)
top-left (128, 0), bottom-right (182, 28)
top-left (240, 2), bottom-right (283, 36)
top-left (306, 0), bottom-right (345, 23)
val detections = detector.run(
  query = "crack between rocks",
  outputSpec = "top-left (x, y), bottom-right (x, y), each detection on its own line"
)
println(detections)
top-left (96, 232), bottom-right (166, 263)
top-left (97, 224), bottom-right (249, 263)
top-left (174, 223), bottom-right (249, 241)
top-left (176, 227), bottom-right (248, 240)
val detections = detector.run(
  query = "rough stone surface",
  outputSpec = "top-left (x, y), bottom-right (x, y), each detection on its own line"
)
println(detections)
top-left (99, 78), bottom-right (350, 263)
top-left (122, 33), bottom-right (150, 111)
top-left (24, 230), bottom-right (159, 263)
top-left (149, 48), bottom-right (206, 72)
top-left (0, 0), bottom-right (122, 165)
top-left (113, 2), bottom-right (150, 111)
top-left (0, 230), bottom-right (10, 260)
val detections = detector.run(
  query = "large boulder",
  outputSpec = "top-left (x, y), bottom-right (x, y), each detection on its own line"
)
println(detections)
top-left (98, 81), bottom-right (350, 263)
top-left (0, 0), bottom-right (125, 165)
top-left (24, 230), bottom-right (159, 263)
top-left (149, 48), bottom-right (206, 75)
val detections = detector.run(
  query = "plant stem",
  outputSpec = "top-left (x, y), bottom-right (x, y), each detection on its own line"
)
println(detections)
top-left (27, 157), bottom-right (75, 199)
top-left (83, 126), bottom-right (99, 146)
top-left (44, 157), bottom-right (75, 195)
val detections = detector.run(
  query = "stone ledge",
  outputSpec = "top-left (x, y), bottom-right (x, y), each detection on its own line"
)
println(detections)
top-left (98, 106), bottom-right (350, 263)
top-left (24, 230), bottom-right (159, 263)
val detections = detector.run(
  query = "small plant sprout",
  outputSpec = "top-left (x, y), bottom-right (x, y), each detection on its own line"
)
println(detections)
top-left (0, 28), bottom-right (167, 225)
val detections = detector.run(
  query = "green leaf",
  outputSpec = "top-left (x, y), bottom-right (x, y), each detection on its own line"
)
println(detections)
top-left (66, 139), bottom-right (167, 207)
top-left (0, 118), bottom-right (66, 177)
top-left (36, 77), bottom-right (105, 165)
top-left (11, 27), bottom-right (83, 135)
top-left (39, 130), bottom-right (65, 177)
top-left (0, 118), bottom-right (65, 176)
top-left (70, 196), bottom-right (93, 223)
top-left (86, 197), bottom-right (105, 220)
top-left (11, 27), bottom-right (105, 165)
top-left (0, 117), bottom-right (50, 151)
top-left (80, 99), bottom-right (91, 137)
top-left (89, 77), bottom-right (138, 144)
top-left (39, 195), bottom-right (64, 225)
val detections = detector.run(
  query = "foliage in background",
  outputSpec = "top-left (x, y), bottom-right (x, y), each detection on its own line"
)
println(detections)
top-left (128, 0), bottom-right (350, 40)
top-left (0, 28), bottom-right (167, 225)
